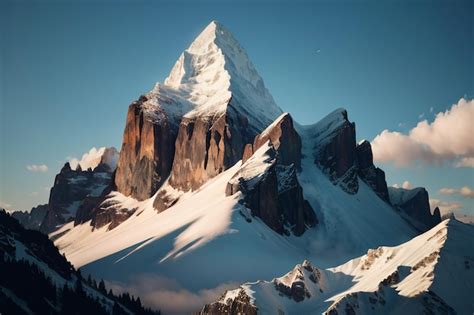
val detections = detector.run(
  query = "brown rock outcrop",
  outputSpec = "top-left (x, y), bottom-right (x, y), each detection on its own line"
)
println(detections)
top-left (114, 96), bottom-right (177, 200)
top-left (312, 109), bottom-right (358, 194)
top-left (252, 113), bottom-right (302, 169)
top-left (227, 144), bottom-right (317, 236)
top-left (169, 105), bottom-right (253, 191)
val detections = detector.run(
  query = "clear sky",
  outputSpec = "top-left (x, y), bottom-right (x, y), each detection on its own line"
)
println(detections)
top-left (1, 0), bottom-right (473, 215)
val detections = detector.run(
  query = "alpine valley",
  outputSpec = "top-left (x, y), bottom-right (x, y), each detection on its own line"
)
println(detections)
top-left (4, 21), bottom-right (473, 315)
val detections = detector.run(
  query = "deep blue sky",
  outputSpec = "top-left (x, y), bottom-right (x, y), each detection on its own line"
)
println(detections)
top-left (1, 0), bottom-right (473, 214)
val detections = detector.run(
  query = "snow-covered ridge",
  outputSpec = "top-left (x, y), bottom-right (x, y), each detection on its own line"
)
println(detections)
top-left (145, 21), bottom-right (282, 129)
top-left (203, 219), bottom-right (474, 314)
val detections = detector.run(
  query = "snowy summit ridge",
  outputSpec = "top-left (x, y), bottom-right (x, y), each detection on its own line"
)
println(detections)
top-left (149, 21), bottom-right (282, 129)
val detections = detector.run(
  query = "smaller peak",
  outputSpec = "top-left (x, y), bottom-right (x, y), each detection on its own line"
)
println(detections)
top-left (188, 20), bottom-right (230, 54)
top-left (358, 139), bottom-right (370, 146)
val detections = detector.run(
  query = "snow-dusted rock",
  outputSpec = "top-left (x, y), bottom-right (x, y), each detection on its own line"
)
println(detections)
top-left (249, 113), bottom-right (302, 169)
top-left (40, 160), bottom-right (114, 233)
top-left (389, 186), bottom-right (441, 231)
top-left (226, 142), bottom-right (316, 236)
top-left (309, 108), bottom-right (359, 194)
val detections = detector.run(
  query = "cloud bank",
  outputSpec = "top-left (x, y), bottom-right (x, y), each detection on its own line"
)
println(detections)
top-left (372, 98), bottom-right (474, 167)
top-left (69, 147), bottom-right (118, 171)
top-left (439, 186), bottom-right (474, 199)
top-left (26, 164), bottom-right (48, 172)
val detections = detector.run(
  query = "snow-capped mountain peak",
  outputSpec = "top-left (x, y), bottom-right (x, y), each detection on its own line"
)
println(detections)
top-left (161, 20), bottom-right (282, 128)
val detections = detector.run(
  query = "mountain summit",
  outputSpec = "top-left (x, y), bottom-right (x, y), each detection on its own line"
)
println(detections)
top-left (163, 21), bottom-right (282, 128)
top-left (114, 21), bottom-right (284, 199)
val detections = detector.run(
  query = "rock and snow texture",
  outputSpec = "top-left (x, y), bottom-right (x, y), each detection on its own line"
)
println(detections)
top-left (202, 219), bottom-right (474, 314)
top-left (39, 155), bottom-right (116, 233)
top-left (46, 21), bottom-right (468, 314)
top-left (389, 186), bottom-right (441, 231)
top-left (114, 20), bottom-right (282, 201)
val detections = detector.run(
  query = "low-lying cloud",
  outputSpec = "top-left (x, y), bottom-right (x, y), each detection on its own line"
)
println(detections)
top-left (106, 274), bottom-right (239, 315)
top-left (439, 186), bottom-right (474, 199)
top-left (26, 164), bottom-right (48, 172)
top-left (372, 98), bottom-right (474, 167)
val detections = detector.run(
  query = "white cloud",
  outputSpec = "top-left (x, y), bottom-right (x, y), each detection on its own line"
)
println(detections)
top-left (391, 181), bottom-right (412, 189)
top-left (455, 157), bottom-right (474, 168)
top-left (418, 113), bottom-right (425, 119)
top-left (372, 98), bottom-right (474, 167)
top-left (429, 106), bottom-right (434, 113)
top-left (69, 147), bottom-right (106, 170)
top-left (106, 274), bottom-right (239, 315)
top-left (69, 147), bottom-right (118, 171)
top-left (439, 186), bottom-right (474, 198)
top-left (26, 164), bottom-right (48, 172)
top-left (429, 198), bottom-right (463, 215)
top-left (28, 192), bottom-right (39, 197)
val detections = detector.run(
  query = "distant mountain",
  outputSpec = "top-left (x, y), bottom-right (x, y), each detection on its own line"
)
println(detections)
top-left (0, 209), bottom-right (159, 314)
top-left (388, 186), bottom-right (441, 232)
top-left (11, 204), bottom-right (48, 231)
top-left (10, 147), bottom-right (119, 234)
top-left (201, 219), bottom-right (474, 314)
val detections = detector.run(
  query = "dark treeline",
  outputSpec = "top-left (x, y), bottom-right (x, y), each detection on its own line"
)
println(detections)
top-left (0, 209), bottom-right (160, 315)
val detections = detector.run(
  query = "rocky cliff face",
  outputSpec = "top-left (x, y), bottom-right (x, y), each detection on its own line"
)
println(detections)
top-left (226, 115), bottom-right (316, 236)
top-left (355, 140), bottom-right (389, 202)
top-left (249, 113), bottom-right (302, 169)
top-left (388, 187), bottom-right (441, 231)
top-left (169, 105), bottom-right (254, 191)
top-left (39, 161), bottom-right (114, 233)
top-left (114, 96), bottom-right (177, 201)
top-left (309, 109), bottom-right (390, 201)
top-left (311, 109), bottom-right (358, 194)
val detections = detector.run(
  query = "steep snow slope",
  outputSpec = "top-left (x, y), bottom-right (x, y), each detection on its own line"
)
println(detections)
top-left (202, 219), bottom-right (473, 314)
